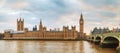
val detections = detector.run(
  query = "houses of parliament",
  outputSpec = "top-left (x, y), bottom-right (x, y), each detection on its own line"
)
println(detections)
top-left (4, 13), bottom-right (86, 40)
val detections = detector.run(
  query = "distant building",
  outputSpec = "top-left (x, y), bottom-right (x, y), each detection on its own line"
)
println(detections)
top-left (91, 27), bottom-right (120, 35)
top-left (4, 14), bottom-right (86, 40)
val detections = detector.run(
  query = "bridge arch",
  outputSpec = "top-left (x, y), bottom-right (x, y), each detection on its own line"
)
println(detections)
top-left (92, 37), bottom-right (94, 40)
top-left (96, 36), bottom-right (101, 41)
top-left (94, 36), bottom-right (101, 44)
top-left (102, 36), bottom-right (119, 48)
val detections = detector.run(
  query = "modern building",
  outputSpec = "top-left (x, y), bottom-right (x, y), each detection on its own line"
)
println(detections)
top-left (4, 13), bottom-right (86, 40)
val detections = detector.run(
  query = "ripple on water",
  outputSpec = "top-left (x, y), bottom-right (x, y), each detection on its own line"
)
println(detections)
top-left (0, 40), bottom-right (116, 53)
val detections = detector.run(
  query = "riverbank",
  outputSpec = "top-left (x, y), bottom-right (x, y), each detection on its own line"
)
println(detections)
top-left (1, 38), bottom-right (85, 41)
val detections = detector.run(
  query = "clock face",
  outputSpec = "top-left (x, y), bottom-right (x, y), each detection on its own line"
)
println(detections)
top-left (80, 21), bottom-right (83, 23)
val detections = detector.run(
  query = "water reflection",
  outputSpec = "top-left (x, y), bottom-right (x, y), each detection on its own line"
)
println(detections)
top-left (0, 40), bottom-right (116, 53)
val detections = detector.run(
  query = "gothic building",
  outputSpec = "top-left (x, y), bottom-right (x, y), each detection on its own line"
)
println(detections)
top-left (4, 14), bottom-right (85, 40)
top-left (79, 13), bottom-right (84, 39)
top-left (17, 18), bottom-right (24, 31)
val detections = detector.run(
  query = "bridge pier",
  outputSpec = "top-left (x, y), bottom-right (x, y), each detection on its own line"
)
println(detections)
top-left (99, 42), bottom-right (105, 48)
top-left (94, 40), bottom-right (101, 45)
top-left (100, 42), bottom-right (111, 48)
top-left (94, 37), bottom-right (101, 45)
top-left (87, 37), bottom-right (94, 43)
top-left (116, 42), bottom-right (120, 53)
top-left (90, 37), bottom-right (94, 43)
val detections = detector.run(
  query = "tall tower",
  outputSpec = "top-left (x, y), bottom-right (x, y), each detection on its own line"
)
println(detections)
top-left (79, 13), bottom-right (84, 38)
top-left (17, 18), bottom-right (24, 31)
top-left (39, 19), bottom-right (43, 31)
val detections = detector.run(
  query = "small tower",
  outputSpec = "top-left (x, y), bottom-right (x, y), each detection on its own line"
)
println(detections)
top-left (17, 18), bottom-right (24, 31)
top-left (79, 13), bottom-right (84, 38)
top-left (39, 19), bottom-right (43, 31)
top-left (72, 26), bottom-right (76, 39)
top-left (33, 25), bottom-right (37, 31)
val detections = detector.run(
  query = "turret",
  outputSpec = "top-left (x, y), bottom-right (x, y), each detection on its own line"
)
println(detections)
top-left (24, 28), bottom-right (28, 32)
top-left (72, 26), bottom-right (76, 31)
top-left (17, 18), bottom-right (24, 31)
top-left (33, 25), bottom-right (37, 31)
top-left (43, 27), bottom-right (46, 32)
top-left (39, 19), bottom-right (43, 31)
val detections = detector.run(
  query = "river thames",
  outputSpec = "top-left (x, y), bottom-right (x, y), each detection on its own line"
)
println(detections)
top-left (0, 40), bottom-right (116, 53)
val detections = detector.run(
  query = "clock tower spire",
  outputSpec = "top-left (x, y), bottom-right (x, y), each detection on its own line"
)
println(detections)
top-left (79, 13), bottom-right (84, 39)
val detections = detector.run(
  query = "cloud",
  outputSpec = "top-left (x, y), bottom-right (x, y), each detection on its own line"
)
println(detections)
top-left (10, 1), bottom-right (29, 9)
top-left (0, 0), bottom-right (119, 35)
top-left (0, 0), bottom-right (6, 8)
top-left (101, 5), bottom-right (120, 12)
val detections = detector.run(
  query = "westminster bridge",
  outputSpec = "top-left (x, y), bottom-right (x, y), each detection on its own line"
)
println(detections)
top-left (87, 32), bottom-right (120, 52)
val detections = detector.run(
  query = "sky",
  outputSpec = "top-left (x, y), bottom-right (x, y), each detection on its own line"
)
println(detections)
top-left (0, 0), bottom-right (120, 35)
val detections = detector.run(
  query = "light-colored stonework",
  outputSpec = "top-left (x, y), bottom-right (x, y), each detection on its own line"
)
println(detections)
top-left (4, 14), bottom-right (86, 40)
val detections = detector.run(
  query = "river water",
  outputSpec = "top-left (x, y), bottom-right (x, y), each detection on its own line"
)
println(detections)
top-left (0, 40), bottom-right (116, 53)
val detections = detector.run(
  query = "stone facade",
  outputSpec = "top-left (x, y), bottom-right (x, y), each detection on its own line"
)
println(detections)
top-left (4, 14), bottom-right (85, 40)
top-left (79, 13), bottom-right (84, 39)
top-left (17, 18), bottom-right (24, 31)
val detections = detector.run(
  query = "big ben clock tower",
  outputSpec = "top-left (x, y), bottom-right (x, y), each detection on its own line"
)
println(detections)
top-left (79, 13), bottom-right (84, 39)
